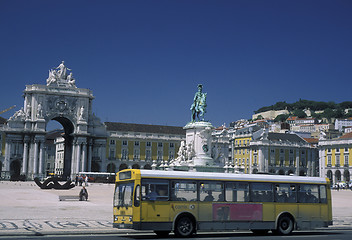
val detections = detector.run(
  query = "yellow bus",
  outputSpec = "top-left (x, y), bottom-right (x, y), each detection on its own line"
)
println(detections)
top-left (113, 169), bottom-right (332, 237)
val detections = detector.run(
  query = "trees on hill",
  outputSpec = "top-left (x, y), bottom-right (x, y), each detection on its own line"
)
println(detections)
top-left (255, 100), bottom-right (352, 121)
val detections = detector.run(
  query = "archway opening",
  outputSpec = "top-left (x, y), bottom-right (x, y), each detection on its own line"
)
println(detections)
top-left (335, 170), bottom-right (341, 183)
top-left (119, 163), bottom-right (128, 171)
top-left (46, 117), bottom-right (74, 179)
top-left (107, 163), bottom-right (116, 173)
top-left (344, 170), bottom-right (350, 182)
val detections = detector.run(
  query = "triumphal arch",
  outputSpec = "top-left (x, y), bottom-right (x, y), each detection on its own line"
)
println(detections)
top-left (3, 61), bottom-right (107, 180)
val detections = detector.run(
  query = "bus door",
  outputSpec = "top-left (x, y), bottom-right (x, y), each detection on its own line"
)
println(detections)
top-left (141, 180), bottom-right (170, 222)
top-left (170, 180), bottom-right (198, 222)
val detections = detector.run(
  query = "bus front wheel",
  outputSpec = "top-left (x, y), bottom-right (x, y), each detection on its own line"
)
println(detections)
top-left (174, 216), bottom-right (195, 238)
top-left (275, 215), bottom-right (294, 235)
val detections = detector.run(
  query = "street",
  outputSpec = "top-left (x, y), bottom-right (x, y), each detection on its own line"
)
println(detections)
top-left (2, 230), bottom-right (352, 240)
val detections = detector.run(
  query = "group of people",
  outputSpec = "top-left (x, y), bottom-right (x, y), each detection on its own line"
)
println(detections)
top-left (75, 175), bottom-right (89, 201)
top-left (75, 175), bottom-right (88, 187)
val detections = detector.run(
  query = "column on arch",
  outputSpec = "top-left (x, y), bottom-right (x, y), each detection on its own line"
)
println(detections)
top-left (38, 139), bottom-right (45, 176)
top-left (81, 142), bottom-right (87, 172)
top-left (22, 137), bottom-right (30, 175)
top-left (4, 139), bottom-right (12, 171)
top-left (87, 139), bottom-right (92, 172)
top-left (33, 140), bottom-right (39, 175)
top-left (76, 141), bottom-right (82, 174)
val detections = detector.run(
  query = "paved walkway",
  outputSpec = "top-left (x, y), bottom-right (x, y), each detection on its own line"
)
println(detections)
top-left (0, 181), bottom-right (351, 236)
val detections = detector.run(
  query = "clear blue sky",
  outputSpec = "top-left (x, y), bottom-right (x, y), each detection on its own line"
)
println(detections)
top-left (1, 0), bottom-right (351, 128)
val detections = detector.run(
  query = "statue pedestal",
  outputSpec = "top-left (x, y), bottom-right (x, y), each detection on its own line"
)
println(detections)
top-left (184, 121), bottom-right (214, 167)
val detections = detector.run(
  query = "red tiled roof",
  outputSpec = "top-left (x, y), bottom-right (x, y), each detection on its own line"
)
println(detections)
top-left (304, 138), bottom-right (319, 144)
top-left (339, 132), bottom-right (352, 140)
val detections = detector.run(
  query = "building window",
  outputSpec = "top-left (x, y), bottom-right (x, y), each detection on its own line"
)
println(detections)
top-left (289, 149), bottom-right (294, 154)
top-left (345, 155), bottom-right (349, 166)
top-left (271, 149), bottom-right (275, 153)
top-left (110, 139), bottom-right (115, 145)
top-left (280, 149), bottom-right (284, 154)
top-left (280, 156), bottom-right (284, 166)
top-left (146, 142), bottom-right (151, 147)
top-left (134, 149), bottom-right (140, 160)
top-left (327, 155), bottom-right (332, 166)
top-left (109, 148), bottom-right (115, 159)
top-left (122, 149), bottom-right (128, 159)
top-left (146, 149), bottom-right (151, 160)
top-left (336, 148), bottom-right (340, 153)
top-left (157, 150), bottom-right (163, 160)
top-left (289, 156), bottom-right (294, 166)
top-left (158, 142), bottom-right (163, 148)
top-left (345, 147), bottom-right (349, 152)
top-left (170, 143), bottom-right (174, 148)
top-left (169, 151), bottom-right (174, 160)
top-left (327, 148), bottom-right (331, 153)
top-left (134, 141), bottom-right (139, 146)
top-left (122, 140), bottom-right (127, 146)
top-left (253, 155), bottom-right (257, 165)
top-left (336, 155), bottom-right (340, 167)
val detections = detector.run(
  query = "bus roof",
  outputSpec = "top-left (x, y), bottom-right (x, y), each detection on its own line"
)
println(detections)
top-left (135, 170), bottom-right (328, 184)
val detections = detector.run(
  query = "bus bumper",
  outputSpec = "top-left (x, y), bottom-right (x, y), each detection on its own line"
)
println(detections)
top-left (113, 223), bottom-right (133, 229)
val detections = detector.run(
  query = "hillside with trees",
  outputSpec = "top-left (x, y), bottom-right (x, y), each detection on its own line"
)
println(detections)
top-left (254, 99), bottom-right (352, 121)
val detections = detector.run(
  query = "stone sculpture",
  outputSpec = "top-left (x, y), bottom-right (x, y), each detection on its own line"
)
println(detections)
top-left (190, 84), bottom-right (207, 122)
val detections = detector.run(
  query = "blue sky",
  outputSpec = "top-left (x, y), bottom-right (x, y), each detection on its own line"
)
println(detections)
top-left (1, 0), bottom-right (351, 128)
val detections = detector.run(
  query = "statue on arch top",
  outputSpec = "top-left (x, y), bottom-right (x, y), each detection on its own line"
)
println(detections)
top-left (190, 84), bottom-right (207, 122)
top-left (46, 61), bottom-right (76, 88)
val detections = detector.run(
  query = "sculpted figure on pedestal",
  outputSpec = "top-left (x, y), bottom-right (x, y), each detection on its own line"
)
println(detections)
top-left (190, 84), bottom-right (207, 122)
top-left (46, 61), bottom-right (76, 88)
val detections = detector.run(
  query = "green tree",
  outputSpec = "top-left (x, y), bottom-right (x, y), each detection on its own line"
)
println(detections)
top-left (292, 109), bottom-right (307, 118)
top-left (274, 114), bottom-right (289, 122)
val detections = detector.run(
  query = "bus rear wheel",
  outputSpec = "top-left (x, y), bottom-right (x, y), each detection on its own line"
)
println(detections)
top-left (275, 215), bottom-right (294, 235)
top-left (174, 216), bottom-right (195, 238)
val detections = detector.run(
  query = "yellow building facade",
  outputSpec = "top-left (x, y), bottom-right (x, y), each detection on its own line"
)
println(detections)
top-left (105, 122), bottom-right (185, 172)
top-left (319, 132), bottom-right (352, 184)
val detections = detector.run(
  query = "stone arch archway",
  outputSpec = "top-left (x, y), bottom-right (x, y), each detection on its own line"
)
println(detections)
top-left (107, 163), bottom-right (116, 173)
top-left (132, 164), bottom-right (140, 169)
top-left (10, 160), bottom-right (21, 178)
top-left (119, 163), bottom-right (128, 171)
top-left (335, 170), bottom-right (341, 183)
top-left (143, 164), bottom-right (152, 170)
top-left (343, 170), bottom-right (350, 182)
top-left (4, 62), bottom-right (107, 180)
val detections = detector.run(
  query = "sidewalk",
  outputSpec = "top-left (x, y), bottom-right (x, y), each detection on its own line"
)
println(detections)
top-left (0, 181), bottom-right (351, 236)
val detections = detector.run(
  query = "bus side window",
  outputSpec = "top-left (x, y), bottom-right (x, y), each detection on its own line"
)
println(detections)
top-left (225, 182), bottom-right (248, 202)
top-left (298, 184), bottom-right (319, 203)
top-left (171, 181), bottom-right (197, 201)
top-left (275, 184), bottom-right (296, 203)
top-left (141, 179), bottom-right (169, 201)
top-left (200, 182), bottom-right (223, 202)
top-left (250, 183), bottom-right (273, 202)
top-left (319, 185), bottom-right (327, 203)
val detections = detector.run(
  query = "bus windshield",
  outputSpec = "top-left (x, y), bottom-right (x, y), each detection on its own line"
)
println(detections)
top-left (114, 182), bottom-right (134, 208)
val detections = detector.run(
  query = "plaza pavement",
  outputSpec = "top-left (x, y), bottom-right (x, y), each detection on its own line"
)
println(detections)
top-left (0, 181), bottom-right (352, 237)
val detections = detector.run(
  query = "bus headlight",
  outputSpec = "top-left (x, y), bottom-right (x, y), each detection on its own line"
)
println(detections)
top-left (114, 216), bottom-right (118, 221)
